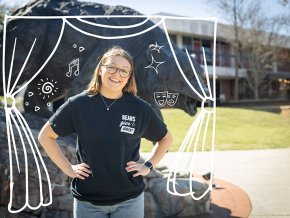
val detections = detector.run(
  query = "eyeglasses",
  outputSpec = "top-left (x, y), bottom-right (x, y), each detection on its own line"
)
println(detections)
top-left (101, 65), bottom-right (131, 78)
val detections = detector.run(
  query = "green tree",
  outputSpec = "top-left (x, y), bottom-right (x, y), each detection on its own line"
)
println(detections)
top-left (209, 0), bottom-right (289, 99)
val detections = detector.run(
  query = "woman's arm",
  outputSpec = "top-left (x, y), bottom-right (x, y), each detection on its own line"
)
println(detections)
top-left (38, 121), bottom-right (91, 180)
top-left (126, 131), bottom-right (173, 177)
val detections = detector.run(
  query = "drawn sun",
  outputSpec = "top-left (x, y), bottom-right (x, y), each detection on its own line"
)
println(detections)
top-left (38, 78), bottom-right (58, 99)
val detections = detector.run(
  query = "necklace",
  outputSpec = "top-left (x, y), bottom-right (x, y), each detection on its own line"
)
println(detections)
top-left (100, 94), bottom-right (121, 111)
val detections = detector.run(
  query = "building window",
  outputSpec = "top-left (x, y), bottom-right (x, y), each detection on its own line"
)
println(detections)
top-left (182, 36), bottom-right (192, 51)
top-left (239, 49), bottom-right (250, 68)
top-left (169, 34), bottom-right (177, 44)
top-left (201, 40), bottom-right (212, 66)
top-left (271, 80), bottom-right (279, 92)
top-left (220, 42), bottom-right (230, 67)
top-left (193, 38), bottom-right (202, 64)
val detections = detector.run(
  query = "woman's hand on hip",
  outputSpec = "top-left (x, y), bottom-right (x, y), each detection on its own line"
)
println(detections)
top-left (125, 161), bottom-right (150, 177)
top-left (65, 163), bottom-right (91, 180)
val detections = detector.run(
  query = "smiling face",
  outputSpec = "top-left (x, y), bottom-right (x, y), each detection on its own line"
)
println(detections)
top-left (99, 55), bottom-right (132, 97)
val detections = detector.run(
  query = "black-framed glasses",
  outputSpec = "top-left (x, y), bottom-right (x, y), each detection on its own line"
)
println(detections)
top-left (101, 65), bottom-right (131, 78)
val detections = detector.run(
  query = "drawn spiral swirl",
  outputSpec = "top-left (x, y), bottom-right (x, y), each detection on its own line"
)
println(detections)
top-left (42, 82), bottom-right (54, 94)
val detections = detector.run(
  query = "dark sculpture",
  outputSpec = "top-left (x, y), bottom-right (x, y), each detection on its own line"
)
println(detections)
top-left (0, 0), bottom-right (206, 118)
top-left (0, 1), bottom-right (212, 216)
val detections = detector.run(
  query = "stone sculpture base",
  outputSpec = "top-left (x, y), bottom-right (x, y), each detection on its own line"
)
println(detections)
top-left (0, 110), bottom-right (211, 217)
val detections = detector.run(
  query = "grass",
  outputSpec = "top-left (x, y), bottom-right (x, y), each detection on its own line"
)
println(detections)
top-left (1, 96), bottom-right (289, 151)
top-left (141, 107), bottom-right (290, 152)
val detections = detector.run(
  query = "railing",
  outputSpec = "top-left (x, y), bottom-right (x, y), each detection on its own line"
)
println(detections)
top-left (182, 48), bottom-right (290, 74)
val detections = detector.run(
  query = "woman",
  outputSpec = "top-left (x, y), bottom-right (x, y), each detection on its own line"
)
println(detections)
top-left (38, 46), bottom-right (172, 218)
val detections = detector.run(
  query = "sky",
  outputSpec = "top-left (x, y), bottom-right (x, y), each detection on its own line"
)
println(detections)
top-left (0, 0), bottom-right (289, 24)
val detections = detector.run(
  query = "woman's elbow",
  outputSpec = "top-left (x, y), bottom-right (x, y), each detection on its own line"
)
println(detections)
top-left (161, 130), bottom-right (173, 148)
top-left (38, 128), bottom-right (46, 145)
top-left (167, 131), bottom-right (173, 145)
top-left (38, 122), bottom-right (56, 145)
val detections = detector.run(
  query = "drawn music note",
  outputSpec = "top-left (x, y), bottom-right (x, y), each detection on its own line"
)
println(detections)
top-left (66, 58), bottom-right (79, 77)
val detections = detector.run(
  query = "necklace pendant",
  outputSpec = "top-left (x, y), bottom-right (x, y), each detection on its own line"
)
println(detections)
top-left (100, 94), bottom-right (119, 111)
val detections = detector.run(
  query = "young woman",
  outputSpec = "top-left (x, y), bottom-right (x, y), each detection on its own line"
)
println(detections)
top-left (38, 46), bottom-right (172, 218)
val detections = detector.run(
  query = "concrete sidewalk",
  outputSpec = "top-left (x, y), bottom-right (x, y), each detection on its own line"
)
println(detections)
top-left (141, 148), bottom-right (290, 217)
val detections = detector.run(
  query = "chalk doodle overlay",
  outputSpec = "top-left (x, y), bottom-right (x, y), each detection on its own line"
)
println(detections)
top-left (167, 93), bottom-right (179, 106)
top-left (24, 92), bottom-right (34, 107)
top-left (25, 91), bottom-right (50, 111)
top-left (150, 41), bottom-right (164, 53)
top-left (38, 78), bottom-right (58, 99)
top-left (2, 16), bottom-right (65, 213)
top-left (154, 91), bottom-right (168, 107)
top-left (23, 78), bottom-right (58, 112)
top-left (144, 54), bottom-right (165, 74)
top-left (154, 91), bottom-right (179, 107)
top-left (73, 43), bottom-right (85, 52)
top-left (145, 41), bottom-right (165, 74)
top-left (66, 58), bottom-right (80, 77)
top-left (3, 95), bottom-right (52, 213)
top-left (67, 44), bottom-right (84, 77)
top-left (165, 43), bottom-right (216, 200)
top-left (2, 15), bottom-right (217, 213)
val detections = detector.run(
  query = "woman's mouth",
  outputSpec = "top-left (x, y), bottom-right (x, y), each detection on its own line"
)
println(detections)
top-left (109, 77), bottom-right (121, 84)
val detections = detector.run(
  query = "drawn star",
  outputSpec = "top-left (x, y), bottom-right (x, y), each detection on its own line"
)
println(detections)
top-left (144, 54), bottom-right (165, 74)
top-left (150, 41), bottom-right (164, 53)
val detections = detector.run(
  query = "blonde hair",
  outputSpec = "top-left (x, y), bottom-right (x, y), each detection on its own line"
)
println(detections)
top-left (86, 46), bottom-right (137, 96)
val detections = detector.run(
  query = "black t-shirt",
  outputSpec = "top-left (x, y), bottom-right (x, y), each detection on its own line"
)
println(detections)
top-left (49, 91), bottom-right (167, 205)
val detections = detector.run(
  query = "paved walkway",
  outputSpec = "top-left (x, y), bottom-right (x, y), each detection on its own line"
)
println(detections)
top-left (141, 148), bottom-right (290, 217)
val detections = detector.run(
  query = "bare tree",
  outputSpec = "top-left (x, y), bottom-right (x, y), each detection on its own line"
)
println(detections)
top-left (279, 0), bottom-right (288, 6)
top-left (243, 12), bottom-right (289, 98)
top-left (209, 0), bottom-right (289, 99)
top-left (0, 3), bottom-right (18, 28)
top-left (208, 0), bottom-right (252, 100)
top-left (278, 0), bottom-right (290, 26)
top-left (0, 3), bottom-right (9, 26)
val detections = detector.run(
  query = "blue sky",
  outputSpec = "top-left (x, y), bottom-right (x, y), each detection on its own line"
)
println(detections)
top-left (1, 0), bottom-right (289, 24)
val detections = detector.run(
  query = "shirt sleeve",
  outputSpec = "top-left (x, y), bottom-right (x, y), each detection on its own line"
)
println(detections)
top-left (48, 98), bottom-right (76, 137)
top-left (142, 105), bottom-right (168, 142)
